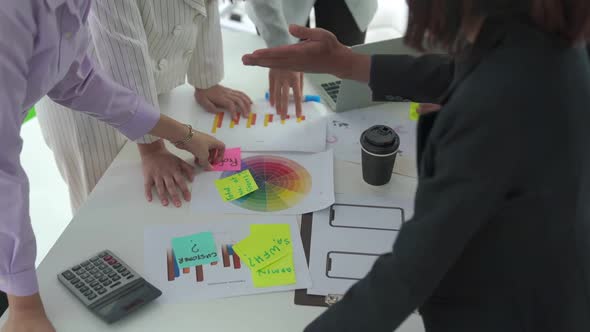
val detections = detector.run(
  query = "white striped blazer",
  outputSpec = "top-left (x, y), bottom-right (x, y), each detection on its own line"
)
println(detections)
top-left (89, 0), bottom-right (224, 143)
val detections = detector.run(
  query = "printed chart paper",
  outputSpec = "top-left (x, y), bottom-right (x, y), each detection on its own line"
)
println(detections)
top-left (143, 217), bottom-right (311, 303)
top-left (307, 194), bottom-right (414, 297)
top-left (193, 99), bottom-right (328, 152)
top-left (191, 151), bottom-right (335, 215)
top-left (327, 103), bottom-right (418, 177)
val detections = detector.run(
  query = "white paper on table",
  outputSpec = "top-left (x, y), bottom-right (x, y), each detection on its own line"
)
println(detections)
top-left (191, 150), bottom-right (335, 215)
top-left (306, 193), bottom-right (414, 297)
top-left (143, 217), bottom-right (312, 303)
top-left (192, 98), bottom-right (328, 153)
top-left (327, 103), bottom-right (418, 177)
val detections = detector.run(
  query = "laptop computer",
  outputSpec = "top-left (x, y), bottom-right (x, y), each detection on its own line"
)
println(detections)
top-left (308, 37), bottom-right (421, 112)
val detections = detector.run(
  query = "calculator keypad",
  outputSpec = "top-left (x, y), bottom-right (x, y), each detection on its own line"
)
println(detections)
top-left (58, 250), bottom-right (140, 305)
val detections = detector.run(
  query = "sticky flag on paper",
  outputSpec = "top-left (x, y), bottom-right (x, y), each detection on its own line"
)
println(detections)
top-left (233, 224), bottom-right (293, 271)
top-left (171, 232), bottom-right (219, 269)
top-left (212, 147), bottom-right (242, 171)
top-left (214, 169), bottom-right (259, 202)
top-left (252, 254), bottom-right (296, 288)
top-left (409, 102), bottom-right (420, 121)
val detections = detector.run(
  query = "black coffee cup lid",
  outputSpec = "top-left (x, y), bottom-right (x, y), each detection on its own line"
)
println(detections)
top-left (360, 125), bottom-right (400, 155)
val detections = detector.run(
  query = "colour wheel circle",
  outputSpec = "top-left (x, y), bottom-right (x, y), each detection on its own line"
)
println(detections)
top-left (220, 155), bottom-right (312, 212)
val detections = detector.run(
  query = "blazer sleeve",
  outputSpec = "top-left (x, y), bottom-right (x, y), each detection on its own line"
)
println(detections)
top-left (88, 0), bottom-right (160, 144)
top-left (187, 0), bottom-right (224, 89)
top-left (369, 54), bottom-right (455, 103)
top-left (304, 87), bottom-right (522, 332)
top-left (246, 0), bottom-right (296, 47)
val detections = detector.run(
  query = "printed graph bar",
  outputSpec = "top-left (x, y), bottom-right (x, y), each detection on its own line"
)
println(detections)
top-left (217, 112), bottom-right (224, 128)
top-left (172, 251), bottom-right (180, 278)
top-left (228, 245), bottom-right (241, 269)
top-left (268, 114), bottom-right (274, 123)
top-left (196, 265), bottom-right (204, 282)
top-left (264, 114), bottom-right (269, 127)
top-left (222, 245), bottom-right (231, 267)
top-left (251, 113), bottom-right (257, 126)
top-left (167, 249), bottom-right (175, 281)
top-left (211, 113), bottom-right (224, 133)
top-left (183, 267), bottom-right (190, 274)
top-left (211, 261), bottom-right (218, 266)
top-left (246, 113), bottom-right (253, 128)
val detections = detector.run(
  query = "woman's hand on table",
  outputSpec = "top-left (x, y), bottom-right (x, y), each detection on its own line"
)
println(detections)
top-left (147, 115), bottom-right (225, 172)
top-left (194, 84), bottom-right (252, 122)
top-left (242, 25), bottom-right (371, 82)
top-left (180, 131), bottom-right (225, 171)
top-left (138, 140), bottom-right (194, 207)
top-left (268, 68), bottom-right (304, 119)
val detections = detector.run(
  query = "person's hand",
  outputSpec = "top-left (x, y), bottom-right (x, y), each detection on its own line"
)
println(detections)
top-left (138, 140), bottom-right (195, 207)
top-left (195, 84), bottom-right (252, 121)
top-left (2, 294), bottom-right (55, 332)
top-left (416, 103), bottom-right (442, 114)
top-left (243, 25), bottom-right (369, 81)
top-left (269, 68), bottom-right (304, 118)
top-left (180, 131), bottom-right (225, 170)
top-left (2, 313), bottom-right (55, 332)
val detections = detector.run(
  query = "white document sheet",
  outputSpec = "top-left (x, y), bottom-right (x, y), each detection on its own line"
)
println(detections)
top-left (327, 103), bottom-right (418, 177)
top-left (307, 194), bottom-right (414, 296)
top-left (143, 217), bottom-right (311, 303)
top-left (191, 150), bottom-right (335, 215)
top-left (192, 98), bottom-right (328, 152)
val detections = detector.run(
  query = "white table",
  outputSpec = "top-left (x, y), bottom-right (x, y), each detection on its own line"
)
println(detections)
top-left (1, 29), bottom-right (424, 332)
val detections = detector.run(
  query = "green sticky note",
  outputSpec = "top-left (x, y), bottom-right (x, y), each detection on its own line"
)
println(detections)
top-left (409, 102), bottom-right (420, 121)
top-left (252, 254), bottom-right (296, 288)
top-left (233, 224), bottom-right (293, 271)
top-left (214, 169), bottom-right (259, 202)
top-left (171, 232), bottom-right (219, 269)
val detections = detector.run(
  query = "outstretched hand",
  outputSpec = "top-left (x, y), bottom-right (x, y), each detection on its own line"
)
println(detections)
top-left (243, 25), bottom-right (356, 78)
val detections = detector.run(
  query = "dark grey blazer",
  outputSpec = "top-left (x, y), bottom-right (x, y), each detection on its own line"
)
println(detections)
top-left (305, 17), bottom-right (590, 332)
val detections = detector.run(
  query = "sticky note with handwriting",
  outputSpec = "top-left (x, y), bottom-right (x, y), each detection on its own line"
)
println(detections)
top-left (252, 254), bottom-right (296, 288)
top-left (409, 102), bottom-right (420, 121)
top-left (233, 224), bottom-right (293, 271)
top-left (214, 169), bottom-right (259, 202)
top-left (171, 232), bottom-right (218, 269)
top-left (212, 147), bottom-right (242, 171)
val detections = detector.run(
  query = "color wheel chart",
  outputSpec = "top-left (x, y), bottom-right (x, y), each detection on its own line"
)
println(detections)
top-left (211, 112), bottom-right (306, 133)
top-left (166, 243), bottom-right (241, 283)
top-left (220, 156), bottom-right (312, 212)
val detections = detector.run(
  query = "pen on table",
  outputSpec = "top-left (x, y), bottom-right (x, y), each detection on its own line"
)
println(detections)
top-left (265, 91), bottom-right (321, 103)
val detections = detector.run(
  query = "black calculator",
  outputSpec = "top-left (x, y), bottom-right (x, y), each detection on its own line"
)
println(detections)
top-left (58, 250), bottom-right (162, 324)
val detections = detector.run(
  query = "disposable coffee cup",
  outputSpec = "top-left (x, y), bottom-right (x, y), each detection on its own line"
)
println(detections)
top-left (360, 125), bottom-right (400, 186)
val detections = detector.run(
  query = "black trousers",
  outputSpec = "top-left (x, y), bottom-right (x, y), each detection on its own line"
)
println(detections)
top-left (312, 0), bottom-right (367, 46)
top-left (0, 291), bottom-right (7, 317)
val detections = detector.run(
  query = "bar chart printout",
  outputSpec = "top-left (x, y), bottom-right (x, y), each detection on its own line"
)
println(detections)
top-left (211, 112), bottom-right (307, 133)
top-left (144, 218), bottom-right (312, 303)
top-left (194, 100), bottom-right (327, 152)
top-left (166, 243), bottom-right (242, 282)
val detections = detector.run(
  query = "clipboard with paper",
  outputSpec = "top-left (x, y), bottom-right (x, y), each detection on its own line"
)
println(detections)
top-left (294, 194), bottom-right (414, 307)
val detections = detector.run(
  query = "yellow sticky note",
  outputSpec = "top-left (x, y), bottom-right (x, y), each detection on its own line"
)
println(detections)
top-left (233, 224), bottom-right (293, 271)
top-left (214, 169), bottom-right (259, 202)
top-left (409, 102), bottom-right (420, 121)
top-left (252, 254), bottom-right (296, 288)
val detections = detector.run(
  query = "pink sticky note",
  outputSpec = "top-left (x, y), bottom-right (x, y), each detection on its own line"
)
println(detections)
top-left (212, 147), bottom-right (242, 171)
